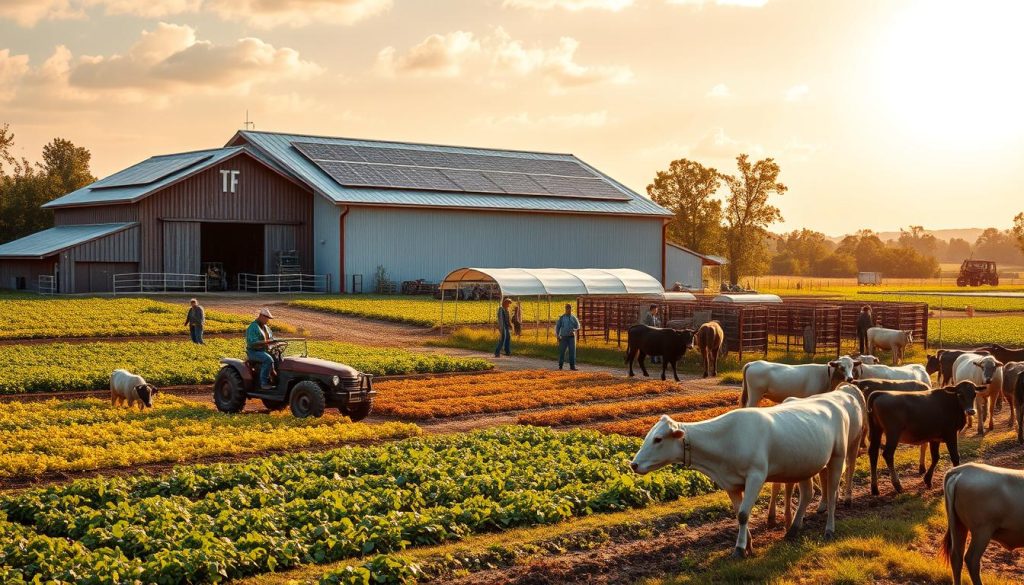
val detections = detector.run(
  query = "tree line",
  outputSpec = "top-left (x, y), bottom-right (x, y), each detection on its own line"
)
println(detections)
top-left (650, 156), bottom-right (1024, 280)
top-left (0, 124), bottom-right (95, 245)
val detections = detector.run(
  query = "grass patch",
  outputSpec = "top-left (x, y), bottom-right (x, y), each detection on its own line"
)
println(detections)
top-left (290, 295), bottom-right (576, 327)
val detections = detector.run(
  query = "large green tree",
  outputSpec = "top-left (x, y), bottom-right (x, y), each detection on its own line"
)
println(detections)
top-left (0, 125), bottom-right (96, 243)
top-left (898, 225), bottom-right (938, 259)
top-left (1012, 213), bottom-right (1024, 256)
top-left (771, 228), bottom-right (834, 276)
top-left (646, 158), bottom-right (723, 254)
top-left (720, 154), bottom-right (786, 283)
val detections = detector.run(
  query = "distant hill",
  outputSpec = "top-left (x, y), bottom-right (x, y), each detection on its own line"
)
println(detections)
top-left (826, 228), bottom-right (986, 244)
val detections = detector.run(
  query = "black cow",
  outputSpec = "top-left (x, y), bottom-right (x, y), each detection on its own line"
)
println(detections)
top-left (867, 381), bottom-right (982, 495)
top-left (930, 349), bottom-right (988, 387)
top-left (625, 324), bottom-right (695, 382)
top-left (854, 378), bottom-right (933, 472)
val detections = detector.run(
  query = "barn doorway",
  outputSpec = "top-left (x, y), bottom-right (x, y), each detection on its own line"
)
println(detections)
top-left (201, 223), bottom-right (264, 289)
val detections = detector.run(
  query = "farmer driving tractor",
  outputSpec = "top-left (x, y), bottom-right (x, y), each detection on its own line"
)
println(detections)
top-left (246, 308), bottom-right (277, 390)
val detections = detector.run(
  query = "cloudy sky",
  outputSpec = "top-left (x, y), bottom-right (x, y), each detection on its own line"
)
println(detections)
top-left (1, 0), bottom-right (1022, 235)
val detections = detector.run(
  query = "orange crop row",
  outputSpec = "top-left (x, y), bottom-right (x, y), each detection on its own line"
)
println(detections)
top-left (516, 390), bottom-right (739, 427)
top-left (374, 370), bottom-right (682, 420)
top-left (594, 405), bottom-right (739, 437)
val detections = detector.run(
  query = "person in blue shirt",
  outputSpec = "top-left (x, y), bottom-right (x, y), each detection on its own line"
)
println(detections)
top-left (555, 303), bottom-right (581, 370)
top-left (246, 308), bottom-right (277, 390)
top-left (494, 298), bottom-right (513, 357)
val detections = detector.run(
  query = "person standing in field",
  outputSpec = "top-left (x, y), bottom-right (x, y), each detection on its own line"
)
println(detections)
top-left (643, 304), bottom-right (662, 363)
top-left (494, 298), bottom-right (513, 358)
top-left (185, 298), bottom-right (205, 344)
top-left (856, 305), bottom-right (873, 354)
top-left (555, 303), bottom-right (580, 370)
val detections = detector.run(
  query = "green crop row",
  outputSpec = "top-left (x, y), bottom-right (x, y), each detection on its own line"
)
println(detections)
top-left (927, 316), bottom-right (1024, 348)
top-left (0, 338), bottom-right (491, 394)
top-left (290, 296), bottom-right (573, 327)
top-left (0, 296), bottom-right (267, 339)
top-left (0, 426), bottom-right (714, 584)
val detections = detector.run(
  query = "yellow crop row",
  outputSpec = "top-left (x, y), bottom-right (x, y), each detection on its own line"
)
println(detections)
top-left (0, 396), bottom-right (420, 479)
top-left (517, 390), bottom-right (740, 427)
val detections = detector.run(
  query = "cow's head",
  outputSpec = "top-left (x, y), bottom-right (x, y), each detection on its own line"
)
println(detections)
top-left (674, 328), bottom-right (696, 351)
top-left (630, 414), bottom-right (685, 475)
top-left (854, 354), bottom-right (880, 365)
top-left (972, 356), bottom-right (1004, 385)
top-left (925, 354), bottom-right (940, 376)
top-left (828, 355), bottom-right (861, 385)
top-left (135, 384), bottom-right (157, 408)
top-left (903, 330), bottom-right (914, 344)
top-left (949, 381), bottom-right (982, 417)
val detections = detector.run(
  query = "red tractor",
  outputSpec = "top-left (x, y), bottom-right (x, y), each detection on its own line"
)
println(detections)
top-left (213, 338), bottom-right (375, 419)
top-left (956, 260), bottom-right (999, 287)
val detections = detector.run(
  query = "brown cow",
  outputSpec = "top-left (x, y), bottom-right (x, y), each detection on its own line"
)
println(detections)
top-left (867, 381), bottom-right (982, 495)
top-left (999, 362), bottom-right (1024, 430)
top-left (976, 344), bottom-right (1024, 364)
top-left (694, 320), bottom-right (725, 378)
top-left (853, 378), bottom-right (932, 473)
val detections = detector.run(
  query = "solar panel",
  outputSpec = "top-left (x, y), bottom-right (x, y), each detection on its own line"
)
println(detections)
top-left (92, 154), bottom-right (213, 189)
top-left (291, 141), bottom-right (630, 201)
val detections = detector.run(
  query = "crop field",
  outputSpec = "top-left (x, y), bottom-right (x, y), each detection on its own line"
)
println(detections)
top-left (928, 315), bottom-right (1024, 348)
top-left (0, 338), bottom-right (491, 394)
top-left (0, 426), bottom-right (714, 584)
top-left (290, 295), bottom-right (571, 327)
top-left (375, 370), bottom-right (683, 420)
top-left (0, 296), bottom-right (272, 339)
top-left (0, 396), bottom-right (419, 480)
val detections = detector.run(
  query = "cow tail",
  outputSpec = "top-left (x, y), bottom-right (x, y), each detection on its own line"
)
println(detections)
top-left (739, 362), bottom-right (750, 406)
top-left (939, 468), bottom-right (963, 565)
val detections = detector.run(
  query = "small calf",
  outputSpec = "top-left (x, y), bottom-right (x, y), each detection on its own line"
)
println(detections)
top-left (110, 369), bottom-right (158, 410)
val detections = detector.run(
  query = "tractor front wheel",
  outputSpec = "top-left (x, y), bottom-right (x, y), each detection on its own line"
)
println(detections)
top-left (214, 367), bottom-right (247, 413)
top-left (341, 397), bottom-right (374, 422)
top-left (956, 277), bottom-right (966, 287)
top-left (290, 381), bottom-right (326, 418)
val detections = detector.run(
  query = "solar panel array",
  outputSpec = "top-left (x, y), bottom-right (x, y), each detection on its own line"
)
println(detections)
top-left (291, 142), bottom-right (629, 201)
top-left (92, 153), bottom-right (214, 190)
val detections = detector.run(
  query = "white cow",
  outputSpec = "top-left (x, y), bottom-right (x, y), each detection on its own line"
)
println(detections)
top-left (740, 355), bottom-right (860, 407)
top-left (110, 369), bottom-right (157, 410)
top-left (941, 463), bottom-right (1024, 585)
top-left (866, 327), bottom-right (914, 365)
top-left (856, 363), bottom-right (931, 386)
top-left (630, 384), bottom-right (866, 557)
top-left (953, 354), bottom-right (1004, 436)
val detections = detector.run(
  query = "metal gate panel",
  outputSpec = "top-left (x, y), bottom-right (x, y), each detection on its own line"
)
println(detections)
top-left (163, 221), bottom-right (200, 274)
top-left (264, 224), bottom-right (297, 273)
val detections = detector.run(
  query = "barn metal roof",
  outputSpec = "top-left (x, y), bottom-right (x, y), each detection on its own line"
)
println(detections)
top-left (666, 241), bottom-right (727, 266)
top-left (0, 223), bottom-right (136, 259)
top-left (229, 130), bottom-right (671, 217)
top-left (43, 148), bottom-right (244, 209)
top-left (441, 267), bottom-right (666, 296)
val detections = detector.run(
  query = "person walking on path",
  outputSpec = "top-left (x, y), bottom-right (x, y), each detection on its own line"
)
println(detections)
top-left (494, 298), bottom-right (513, 357)
top-left (856, 305), bottom-right (873, 355)
top-left (247, 308), bottom-right (277, 390)
top-left (555, 303), bottom-right (581, 370)
top-left (185, 298), bottom-right (205, 344)
top-left (642, 304), bottom-right (662, 363)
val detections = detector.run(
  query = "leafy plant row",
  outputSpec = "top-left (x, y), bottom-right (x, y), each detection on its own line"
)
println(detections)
top-left (0, 297), bottom-right (264, 340)
top-left (0, 396), bottom-right (420, 479)
top-left (517, 390), bottom-right (739, 427)
top-left (926, 316), bottom-right (1024, 348)
top-left (594, 405), bottom-right (741, 437)
top-left (375, 371), bottom-right (682, 420)
top-left (290, 296), bottom-right (572, 328)
top-left (0, 338), bottom-right (491, 394)
top-left (0, 426), bottom-right (715, 584)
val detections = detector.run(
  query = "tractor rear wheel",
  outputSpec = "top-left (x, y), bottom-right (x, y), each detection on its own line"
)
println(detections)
top-left (991, 276), bottom-right (1000, 286)
top-left (956, 276), bottom-right (966, 287)
top-left (213, 367), bottom-right (247, 413)
top-left (290, 381), bottom-right (326, 418)
top-left (341, 397), bottom-right (374, 422)
top-left (261, 399), bottom-right (288, 411)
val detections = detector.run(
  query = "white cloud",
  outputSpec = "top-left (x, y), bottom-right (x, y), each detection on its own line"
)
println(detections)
top-left (502, 0), bottom-right (634, 11)
top-left (0, 50), bottom-right (31, 101)
top-left (0, 0), bottom-right (389, 28)
top-left (376, 27), bottom-right (632, 91)
top-left (375, 31), bottom-right (481, 78)
top-left (478, 110), bottom-right (610, 129)
top-left (691, 127), bottom-right (764, 160)
top-left (706, 83), bottom-right (731, 98)
top-left (3, 24), bottom-right (322, 106)
top-left (205, 0), bottom-right (391, 28)
top-left (667, 0), bottom-right (768, 6)
top-left (784, 83), bottom-right (810, 102)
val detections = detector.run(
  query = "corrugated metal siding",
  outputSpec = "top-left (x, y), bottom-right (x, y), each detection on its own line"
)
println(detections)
top-left (138, 153), bottom-right (313, 272)
top-left (54, 206), bottom-right (138, 226)
top-left (72, 226), bottom-right (140, 262)
top-left (0, 259), bottom-right (55, 291)
top-left (342, 207), bottom-right (663, 289)
top-left (264, 225), bottom-right (298, 273)
top-left (163, 222), bottom-right (200, 274)
top-left (665, 246), bottom-right (703, 289)
top-left (313, 196), bottom-right (341, 292)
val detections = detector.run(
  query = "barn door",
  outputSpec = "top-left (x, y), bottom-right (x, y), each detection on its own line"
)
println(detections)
top-left (163, 222), bottom-right (201, 274)
top-left (264, 225), bottom-right (298, 273)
